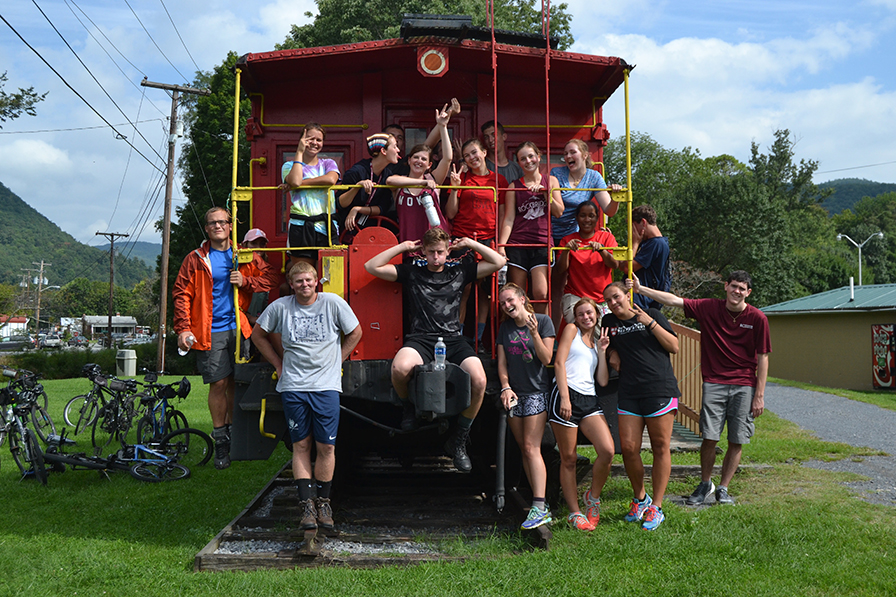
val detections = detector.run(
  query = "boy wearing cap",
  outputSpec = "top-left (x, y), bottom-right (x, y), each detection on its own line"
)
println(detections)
top-left (336, 133), bottom-right (401, 235)
top-left (235, 228), bottom-right (280, 329)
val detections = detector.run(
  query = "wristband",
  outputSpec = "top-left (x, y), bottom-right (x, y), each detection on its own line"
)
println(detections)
top-left (501, 387), bottom-right (512, 394)
top-left (292, 160), bottom-right (303, 165)
top-left (648, 320), bottom-right (657, 331)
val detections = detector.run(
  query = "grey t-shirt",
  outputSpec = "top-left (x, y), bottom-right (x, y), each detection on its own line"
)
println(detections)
top-left (487, 158), bottom-right (524, 187)
top-left (256, 292), bottom-right (359, 393)
top-left (496, 313), bottom-right (555, 396)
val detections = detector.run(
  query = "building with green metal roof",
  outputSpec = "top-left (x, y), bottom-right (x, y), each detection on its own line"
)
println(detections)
top-left (762, 283), bottom-right (896, 391)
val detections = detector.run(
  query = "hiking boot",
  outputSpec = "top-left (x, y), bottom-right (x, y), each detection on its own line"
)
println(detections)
top-left (567, 511), bottom-right (595, 531)
top-left (211, 428), bottom-right (231, 470)
top-left (443, 427), bottom-right (472, 472)
top-left (624, 493), bottom-right (653, 522)
top-left (641, 505), bottom-right (665, 531)
top-left (686, 480), bottom-right (715, 505)
top-left (583, 489), bottom-right (601, 527)
top-left (521, 506), bottom-right (552, 530)
top-left (299, 498), bottom-right (318, 530)
top-left (315, 497), bottom-right (335, 531)
top-left (715, 486), bottom-right (736, 505)
top-left (401, 401), bottom-right (418, 432)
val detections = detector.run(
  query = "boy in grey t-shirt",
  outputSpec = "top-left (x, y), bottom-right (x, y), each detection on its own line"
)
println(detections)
top-left (252, 262), bottom-right (361, 534)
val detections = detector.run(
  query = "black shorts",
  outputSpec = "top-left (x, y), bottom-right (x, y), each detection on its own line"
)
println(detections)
top-left (617, 396), bottom-right (679, 418)
top-left (549, 385), bottom-right (603, 428)
top-left (403, 334), bottom-right (477, 366)
top-left (506, 246), bottom-right (549, 272)
top-left (288, 221), bottom-right (334, 259)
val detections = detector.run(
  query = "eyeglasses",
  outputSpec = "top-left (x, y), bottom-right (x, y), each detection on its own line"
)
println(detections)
top-left (206, 219), bottom-right (231, 228)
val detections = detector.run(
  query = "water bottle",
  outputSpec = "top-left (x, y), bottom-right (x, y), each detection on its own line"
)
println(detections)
top-left (177, 335), bottom-right (195, 356)
top-left (420, 194), bottom-right (441, 228)
top-left (433, 337), bottom-right (446, 371)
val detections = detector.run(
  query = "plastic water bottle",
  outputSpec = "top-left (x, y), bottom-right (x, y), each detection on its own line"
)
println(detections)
top-left (177, 335), bottom-right (195, 356)
top-left (420, 194), bottom-right (441, 228)
top-left (433, 337), bottom-right (446, 371)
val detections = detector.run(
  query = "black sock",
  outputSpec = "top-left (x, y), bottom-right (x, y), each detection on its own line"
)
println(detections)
top-left (295, 478), bottom-right (314, 501)
top-left (212, 426), bottom-right (228, 442)
top-left (316, 480), bottom-right (332, 500)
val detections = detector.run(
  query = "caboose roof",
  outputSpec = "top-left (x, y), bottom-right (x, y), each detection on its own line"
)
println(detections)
top-left (236, 36), bottom-right (630, 106)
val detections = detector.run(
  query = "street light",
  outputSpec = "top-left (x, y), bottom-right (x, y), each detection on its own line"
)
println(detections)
top-left (837, 231), bottom-right (884, 286)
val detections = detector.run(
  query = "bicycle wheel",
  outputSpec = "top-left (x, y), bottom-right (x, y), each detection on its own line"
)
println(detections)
top-left (65, 394), bottom-right (93, 428)
top-left (37, 389), bottom-right (49, 411)
top-left (25, 430), bottom-right (47, 485)
top-left (9, 428), bottom-right (26, 475)
top-left (31, 405), bottom-right (57, 444)
top-left (129, 462), bottom-right (189, 482)
top-left (136, 415), bottom-right (157, 445)
top-left (165, 409), bottom-right (188, 435)
top-left (91, 404), bottom-right (118, 454)
top-left (160, 428), bottom-right (213, 468)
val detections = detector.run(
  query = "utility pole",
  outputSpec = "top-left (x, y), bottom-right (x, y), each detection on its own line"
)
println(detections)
top-left (27, 261), bottom-right (50, 333)
top-left (141, 78), bottom-right (210, 372)
top-left (96, 232), bottom-right (128, 347)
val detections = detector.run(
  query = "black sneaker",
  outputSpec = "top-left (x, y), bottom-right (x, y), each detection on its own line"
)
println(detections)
top-left (443, 427), bottom-right (472, 473)
top-left (686, 480), bottom-right (715, 505)
top-left (715, 487), bottom-right (736, 505)
top-left (213, 439), bottom-right (231, 470)
top-left (315, 497), bottom-right (335, 531)
top-left (401, 401), bottom-right (418, 431)
top-left (300, 498), bottom-right (318, 530)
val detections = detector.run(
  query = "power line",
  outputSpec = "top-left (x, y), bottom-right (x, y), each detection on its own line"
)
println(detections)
top-left (158, 0), bottom-right (201, 73)
top-left (63, 0), bottom-right (169, 118)
top-left (0, 118), bottom-right (165, 134)
top-left (817, 160), bottom-right (896, 175)
top-left (123, 0), bottom-right (190, 83)
top-left (0, 14), bottom-right (165, 175)
top-left (31, 0), bottom-right (167, 164)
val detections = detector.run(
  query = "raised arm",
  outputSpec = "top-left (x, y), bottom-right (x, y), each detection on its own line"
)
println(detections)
top-left (430, 109), bottom-right (454, 184)
top-left (451, 237), bottom-right (506, 278)
top-left (632, 304), bottom-right (679, 354)
top-left (444, 164), bottom-right (462, 219)
top-left (593, 182), bottom-right (623, 218)
top-left (629, 273), bottom-right (684, 309)
top-left (364, 240), bottom-right (419, 282)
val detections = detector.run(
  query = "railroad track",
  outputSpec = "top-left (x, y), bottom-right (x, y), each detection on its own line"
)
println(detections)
top-left (195, 452), bottom-right (552, 572)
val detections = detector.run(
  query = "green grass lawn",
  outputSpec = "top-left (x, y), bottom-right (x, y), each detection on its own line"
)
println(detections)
top-left (0, 376), bottom-right (894, 596)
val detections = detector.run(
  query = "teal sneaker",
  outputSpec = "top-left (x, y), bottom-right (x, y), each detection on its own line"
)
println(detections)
top-left (641, 504), bottom-right (665, 531)
top-left (624, 493), bottom-right (652, 522)
top-left (521, 506), bottom-right (552, 530)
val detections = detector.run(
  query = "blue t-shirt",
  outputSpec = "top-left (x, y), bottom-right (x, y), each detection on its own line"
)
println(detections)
top-left (633, 236), bottom-right (671, 311)
top-left (549, 167), bottom-right (607, 240)
top-left (210, 248), bottom-right (236, 332)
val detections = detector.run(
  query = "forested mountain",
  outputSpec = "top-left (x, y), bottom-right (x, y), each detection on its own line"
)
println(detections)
top-left (0, 182), bottom-right (153, 288)
top-left (819, 178), bottom-right (896, 215)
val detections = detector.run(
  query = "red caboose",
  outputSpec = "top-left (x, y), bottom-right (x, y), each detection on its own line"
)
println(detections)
top-left (230, 16), bottom-right (630, 468)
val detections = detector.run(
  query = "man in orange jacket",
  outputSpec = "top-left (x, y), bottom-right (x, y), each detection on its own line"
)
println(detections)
top-left (173, 206), bottom-right (251, 469)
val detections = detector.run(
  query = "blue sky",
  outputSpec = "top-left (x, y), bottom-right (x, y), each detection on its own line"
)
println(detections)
top-left (1, 0), bottom-right (894, 252)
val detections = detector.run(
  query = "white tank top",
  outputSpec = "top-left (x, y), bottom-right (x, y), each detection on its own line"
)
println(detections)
top-left (565, 327), bottom-right (597, 396)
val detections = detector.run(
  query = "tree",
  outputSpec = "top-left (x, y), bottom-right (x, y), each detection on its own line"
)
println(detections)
top-left (0, 72), bottom-right (47, 127)
top-left (277, 0), bottom-right (574, 50)
top-left (833, 192), bottom-right (896, 284)
top-left (749, 129), bottom-right (832, 211)
top-left (168, 52), bottom-right (251, 324)
top-left (46, 278), bottom-right (133, 321)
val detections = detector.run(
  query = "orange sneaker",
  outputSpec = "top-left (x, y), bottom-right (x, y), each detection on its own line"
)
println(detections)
top-left (567, 511), bottom-right (595, 531)
top-left (583, 489), bottom-right (600, 526)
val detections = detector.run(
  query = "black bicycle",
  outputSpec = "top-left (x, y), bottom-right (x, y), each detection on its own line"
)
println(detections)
top-left (90, 377), bottom-right (140, 455)
top-left (134, 372), bottom-right (192, 444)
top-left (1, 368), bottom-right (56, 445)
top-left (0, 373), bottom-right (47, 484)
top-left (63, 363), bottom-right (117, 435)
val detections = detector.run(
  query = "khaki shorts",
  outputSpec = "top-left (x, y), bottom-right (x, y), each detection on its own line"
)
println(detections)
top-left (700, 382), bottom-right (755, 444)
top-left (195, 329), bottom-right (235, 384)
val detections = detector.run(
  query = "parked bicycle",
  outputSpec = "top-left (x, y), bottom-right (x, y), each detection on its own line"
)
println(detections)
top-left (90, 377), bottom-right (140, 455)
top-left (134, 372), bottom-right (192, 443)
top-left (0, 370), bottom-right (47, 484)
top-left (63, 363), bottom-right (118, 434)
top-left (1, 368), bottom-right (56, 445)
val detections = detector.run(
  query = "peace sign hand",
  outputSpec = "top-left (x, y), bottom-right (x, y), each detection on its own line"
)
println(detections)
top-left (597, 327), bottom-right (610, 352)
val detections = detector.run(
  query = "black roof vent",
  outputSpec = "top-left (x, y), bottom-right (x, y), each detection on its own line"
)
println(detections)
top-left (400, 14), bottom-right (559, 49)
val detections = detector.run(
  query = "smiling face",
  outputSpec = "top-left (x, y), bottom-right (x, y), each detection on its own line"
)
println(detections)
top-left (499, 288), bottom-right (527, 321)
top-left (575, 202), bottom-right (599, 234)
top-left (382, 137), bottom-right (401, 164)
top-left (302, 128), bottom-right (324, 158)
top-left (408, 149), bottom-right (432, 176)
top-left (516, 145), bottom-right (541, 173)
top-left (462, 140), bottom-right (487, 173)
top-left (725, 280), bottom-right (752, 310)
top-left (289, 271), bottom-right (318, 303)
top-left (574, 301), bottom-right (598, 331)
top-left (563, 142), bottom-right (585, 170)
top-left (603, 284), bottom-right (631, 318)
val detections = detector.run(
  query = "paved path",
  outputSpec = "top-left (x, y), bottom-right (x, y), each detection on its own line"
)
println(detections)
top-left (765, 382), bottom-right (896, 506)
